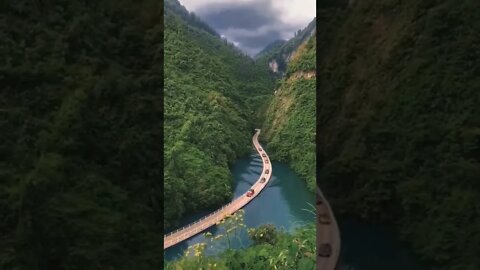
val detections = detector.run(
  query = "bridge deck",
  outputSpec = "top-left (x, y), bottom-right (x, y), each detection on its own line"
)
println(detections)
top-left (164, 129), bottom-right (272, 249)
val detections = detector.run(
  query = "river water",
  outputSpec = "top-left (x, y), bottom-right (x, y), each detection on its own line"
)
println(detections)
top-left (165, 153), bottom-right (425, 269)
top-left (164, 153), bottom-right (315, 260)
top-left (337, 218), bottom-right (425, 269)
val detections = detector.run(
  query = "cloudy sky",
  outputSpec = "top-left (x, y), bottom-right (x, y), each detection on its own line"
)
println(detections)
top-left (178, 0), bottom-right (316, 56)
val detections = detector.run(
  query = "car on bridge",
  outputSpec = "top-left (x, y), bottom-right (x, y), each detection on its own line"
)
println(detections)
top-left (258, 147), bottom-right (262, 151)
top-left (246, 189), bottom-right (255, 197)
top-left (262, 153), bottom-right (266, 157)
top-left (318, 213), bottom-right (330, 224)
top-left (318, 243), bottom-right (332, 257)
top-left (260, 177), bottom-right (266, 183)
top-left (265, 169), bottom-right (269, 174)
top-left (264, 159), bottom-right (269, 164)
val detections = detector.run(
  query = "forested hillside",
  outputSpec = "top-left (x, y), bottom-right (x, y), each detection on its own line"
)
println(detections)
top-left (317, 1), bottom-right (480, 269)
top-left (164, 0), bottom-right (275, 229)
top-left (0, 0), bottom-right (162, 269)
top-left (255, 19), bottom-right (316, 76)
top-left (255, 40), bottom-right (286, 60)
top-left (262, 35), bottom-right (316, 191)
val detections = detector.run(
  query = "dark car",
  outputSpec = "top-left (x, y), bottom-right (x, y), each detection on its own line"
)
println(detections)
top-left (262, 153), bottom-right (266, 157)
top-left (260, 177), bottom-right (266, 183)
top-left (318, 213), bottom-right (330, 224)
top-left (246, 189), bottom-right (255, 197)
top-left (318, 243), bottom-right (332, 257)
top-left (258, 147), bottom-right (262, 151)
top-left (265, 169), bottom-right (269, 174)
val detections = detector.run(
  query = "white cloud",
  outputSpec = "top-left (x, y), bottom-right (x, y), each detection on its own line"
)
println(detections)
top-left (179, 0), bottom-right (257, 12)
top-left (271, 0), bottom-right (316, 27)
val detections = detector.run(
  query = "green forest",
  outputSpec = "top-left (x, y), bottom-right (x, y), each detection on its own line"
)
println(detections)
top-left (255, 19), bottom-right (316, 76)
top-left (317, 1), bottom-right (480, 269)
top-left (165, 211), bottom-right (316, 269)
top-left (163, 0), bottom-right (275, 230)
top-left (0, 0), bottom-right (163, 269)
top-left (262, 36), bottom-right (317, 191)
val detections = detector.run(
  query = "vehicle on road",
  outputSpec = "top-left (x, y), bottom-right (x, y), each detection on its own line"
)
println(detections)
top-left (258, 148), bottom-right (262, 151)
top-left (260, 177), bottom-right (266, 183)
top-left (265, 169), bottom-right (269, 174)
top-left (264, 160), bottom-right (269, 164)
top-left (262, 153), bottom-right (266, 157)
top-left (318, 213), bottom-right (330, 224)
top-left (318, 243), bottom-right (332, 257)
top-left (246, 189), bottom-right (255, 197)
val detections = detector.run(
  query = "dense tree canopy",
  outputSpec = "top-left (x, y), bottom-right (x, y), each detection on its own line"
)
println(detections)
top-left (0, 0), bottom-right (163, 269)
top-left (317, 1), bottom-right (480, 269)
top-left (255, 19), bottom-right (316, 76)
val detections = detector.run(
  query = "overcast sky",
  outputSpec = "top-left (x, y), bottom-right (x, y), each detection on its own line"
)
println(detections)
top-left (178, 0), bottom-right (316, 56)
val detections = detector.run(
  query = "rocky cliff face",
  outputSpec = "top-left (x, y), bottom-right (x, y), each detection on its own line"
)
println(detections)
top-left (268, 59), bottom-right (279, 73)
top-left (255, 18), bottom-right (316, 76)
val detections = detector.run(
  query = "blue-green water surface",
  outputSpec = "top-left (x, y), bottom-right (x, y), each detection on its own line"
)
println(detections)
top-left (165, 153), bottom-right (315, 260)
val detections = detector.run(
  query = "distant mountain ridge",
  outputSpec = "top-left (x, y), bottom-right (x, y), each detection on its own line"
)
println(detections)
top-left (255, 18), bottom-right (316, 76)
top-left (165, 0), bottom-right (219, 37)
top-left (255, 40), bottom-right (287, 59)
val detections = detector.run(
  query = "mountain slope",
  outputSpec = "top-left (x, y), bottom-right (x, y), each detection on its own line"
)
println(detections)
top-left (256, 18), bottom-right (316, 76)
top-left (164, 0), bottom-right (275, 229)
top-left (255, 40), bottom-right (287, 60)
top-left (317, 1), bottom-right (480, 269)
top-left (262, 34), bottom-right (316, 191)
top-left (0, 1), bottom-right (163, 269)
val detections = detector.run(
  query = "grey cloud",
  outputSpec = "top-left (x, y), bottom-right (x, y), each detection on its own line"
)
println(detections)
top-left (193, 0), bottom-right (307, 56)
top-left (198, 7), bottom-right (273, 30)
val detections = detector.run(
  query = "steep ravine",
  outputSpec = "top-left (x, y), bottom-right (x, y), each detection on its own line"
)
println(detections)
top-left (256, 18), bottom-right (316, 77)
top-left (262, 34), bottom-right (316, 191)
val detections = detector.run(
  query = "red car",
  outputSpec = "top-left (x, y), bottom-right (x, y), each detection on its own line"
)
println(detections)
top-left (246, 189), bottom-right (255, 197)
